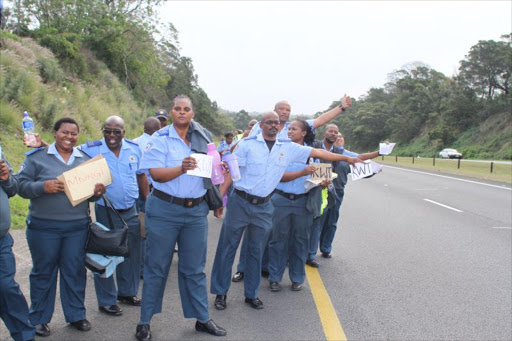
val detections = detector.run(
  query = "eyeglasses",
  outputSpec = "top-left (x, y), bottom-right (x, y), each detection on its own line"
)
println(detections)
top-left (102, 129), bottom-right (123, 135)
top-left (262, 120), bottom-right (280, 126)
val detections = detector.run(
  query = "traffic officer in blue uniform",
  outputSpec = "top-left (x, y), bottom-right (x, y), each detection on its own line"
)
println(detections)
top-left (0, 152), bottom-right (36, 341)
top-left (307, 128), bottom-right (379, 266)
top-left (232, 96), bottom-right (352, 282)
top-left (80, 115), bottom-right (149, 316)
top-left (211, 111), bottom-right (361, 310)
top-left (135, 95), bottom-right (226, 341)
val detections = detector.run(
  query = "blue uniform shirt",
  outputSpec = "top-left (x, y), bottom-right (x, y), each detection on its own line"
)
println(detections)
top-left (233, 133), bottom-right (312, 197)
top-left (80, 138), bottom-right (142, 209)
top-left (47, 142), bottom-right (84, 165)
top-left (140, 125), bottom-right (206, 199)
top-left (217, 141), bottom-right (234, 161)
top-left (249, 119), bottom-right (315, 139)
top-left (133, 133), bottom-right (153, 185)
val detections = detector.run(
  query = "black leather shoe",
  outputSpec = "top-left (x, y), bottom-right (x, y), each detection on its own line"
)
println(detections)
top-left (231, 271), bottom-right (244, 282)
top-left (244, 297), bottom-right (264, 309)
top-left (214, 295), bottom-right (227, 310)
top-left (195, 319), bottom-right (227, 336)
top-left (35, 323), bottom-right (50, 337)
top-left (117, 295), bottom-right (141, 306)
top-left (306, 259), bottom-right (319, 268)
top-left (321, 252), bottom-right (332, 259)
top-left (99, 304), bottom-right (123, 316)
top-left (69, 319), bottom-right (91, 331)
top-left (261, 270), bottom-right (270, 278)
top-left (291, 282), bottom-right (303, 291)
top-left (136, 324), bottom-right (151, 340)
top-left (269, 281), bottom-right (281, 292)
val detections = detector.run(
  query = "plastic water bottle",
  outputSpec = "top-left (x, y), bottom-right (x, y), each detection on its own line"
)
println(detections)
top-left (207, 143), bottom-right (224, 185)
top-left (22, 111), bottom-right (37, 147)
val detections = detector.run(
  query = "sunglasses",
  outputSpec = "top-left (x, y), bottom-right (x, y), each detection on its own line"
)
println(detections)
top-left (102, 129), bottom-right (123, 135)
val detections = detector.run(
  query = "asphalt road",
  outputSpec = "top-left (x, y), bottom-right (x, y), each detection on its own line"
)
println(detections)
top-left (2, 166), bottom-right (511, 340)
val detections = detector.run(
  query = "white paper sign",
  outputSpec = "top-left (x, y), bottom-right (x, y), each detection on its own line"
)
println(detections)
top-left (379, 142), bottom-right (396, 155)
top-left (186, 153), bottom-right (213, 178)
top-left (350, 160), bottom-right (383, 181)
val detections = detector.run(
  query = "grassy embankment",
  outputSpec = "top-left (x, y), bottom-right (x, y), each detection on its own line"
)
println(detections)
top-left (379, 156), bottom-right (512, 184)
top-left (0, 33), bottom-right (153, 228)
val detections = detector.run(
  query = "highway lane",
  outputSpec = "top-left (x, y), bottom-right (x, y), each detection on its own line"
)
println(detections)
top-left (320, 166), bottom-right (511, 340)
top-left (2, 166), bottom-right (510, 340)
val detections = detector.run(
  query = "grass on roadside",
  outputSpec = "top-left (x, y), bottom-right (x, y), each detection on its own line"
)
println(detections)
top-left (379, 156), bottom-right (512, 184)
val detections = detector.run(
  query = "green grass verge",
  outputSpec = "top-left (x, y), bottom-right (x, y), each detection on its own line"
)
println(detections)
top-left (379, 156), bottom-right (512, 184)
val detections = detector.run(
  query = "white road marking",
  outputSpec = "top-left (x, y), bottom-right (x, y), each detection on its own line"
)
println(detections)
top-left (385, 165), bottom-right (512, 190)
top-left (424, 199), bottom-right (463, 212)
top-left (492, 226), bottom-right (512, 229)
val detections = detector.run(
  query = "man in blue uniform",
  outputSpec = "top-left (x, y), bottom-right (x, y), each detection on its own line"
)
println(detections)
top-left (211, 111), bottom-right (362, 310)
top-left (307, 126), bottom-right (379, 267)
top-left (134, 95), bottom-right (226, 340)
top-left (154, 109), bottom-right (169, 128)
top-left (81, 116), bottom-right (149, 317)
top-left (0, 153), bottom-right (36, 341)
top-left (232, 96), bottom-right (352, 282)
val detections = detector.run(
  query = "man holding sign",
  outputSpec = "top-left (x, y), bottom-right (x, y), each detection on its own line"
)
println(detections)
top-left (307, 127), bottom-right (380, 267)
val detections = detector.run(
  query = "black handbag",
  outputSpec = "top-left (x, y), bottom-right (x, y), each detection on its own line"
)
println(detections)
top-left (85, 195), bottom-right (129, 257)
top-left (204, 185), bottom-right (223, 210)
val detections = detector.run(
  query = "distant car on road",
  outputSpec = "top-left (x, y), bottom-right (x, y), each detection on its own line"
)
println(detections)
top-left (439, 148), bottom-right (463, 159)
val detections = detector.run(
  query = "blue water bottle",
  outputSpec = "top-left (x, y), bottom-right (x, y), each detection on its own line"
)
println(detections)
top-left (22, 111), bottom-right (37, 147)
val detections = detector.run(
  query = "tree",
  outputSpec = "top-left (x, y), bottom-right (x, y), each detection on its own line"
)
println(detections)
top-left (233, 110), bottom-right (250, 130)
top-left (458, 35), bottom-right (512, 99)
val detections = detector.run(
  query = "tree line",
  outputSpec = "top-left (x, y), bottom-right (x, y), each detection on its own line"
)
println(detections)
top-left (2, 1), bottom-right (511, 158)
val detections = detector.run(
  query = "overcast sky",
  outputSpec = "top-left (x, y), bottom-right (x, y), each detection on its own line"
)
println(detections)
top-left (158, 1), bottom-right (510, 116)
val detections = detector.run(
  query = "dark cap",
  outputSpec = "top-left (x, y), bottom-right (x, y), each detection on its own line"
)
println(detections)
top-left (155, 109), bottom-right (169, 119)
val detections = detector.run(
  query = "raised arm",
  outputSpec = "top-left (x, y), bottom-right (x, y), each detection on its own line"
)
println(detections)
top-left (312, 95), bottom-right (352, 129)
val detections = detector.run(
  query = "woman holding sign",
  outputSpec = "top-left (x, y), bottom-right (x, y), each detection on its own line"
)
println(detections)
top-left (17, 117), bottom-right (106, 337)
top-left (267, 119), bottom-right (329, 292)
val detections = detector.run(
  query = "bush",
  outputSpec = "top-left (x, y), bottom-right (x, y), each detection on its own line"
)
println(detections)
top-left (37, 57), bottom-right (64, 84)
top-left (0, 100), bottom-right (16, 128)
top-left (36, 32), bottom-right (87, 76)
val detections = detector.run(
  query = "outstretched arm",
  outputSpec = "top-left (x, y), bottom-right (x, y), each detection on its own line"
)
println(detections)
top-left (309, 148), bottom-right (363, 165)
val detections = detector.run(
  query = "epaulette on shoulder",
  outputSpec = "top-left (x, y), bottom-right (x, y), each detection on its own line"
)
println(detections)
top-left (124, 138), bottom-right (138, 146)
top-left (85, 140), bottom-right (102, 148)
top-left (25, 147), bottom-right (44, 156)
top-left (245, 136), bottom-right (257, 141)
top-left (278, 138), bottom-right (292, 143)
top-left (157, 126), bottom-right (170, 136)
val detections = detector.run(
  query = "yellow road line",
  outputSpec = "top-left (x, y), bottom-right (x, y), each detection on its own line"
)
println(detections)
top-left (306, 266), bottom-right (348, 341)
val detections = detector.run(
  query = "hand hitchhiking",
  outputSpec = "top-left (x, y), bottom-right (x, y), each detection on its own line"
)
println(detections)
top-left (341, 94), bottom-right (352, 109)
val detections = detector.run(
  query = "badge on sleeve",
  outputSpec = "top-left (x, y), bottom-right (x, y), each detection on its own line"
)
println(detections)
top-left (129, 155), bottom-right (137, 163)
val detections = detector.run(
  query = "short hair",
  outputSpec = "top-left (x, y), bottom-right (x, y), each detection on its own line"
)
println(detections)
top-left (224, 132), bottom-right (234, 138)
top-left (53, 117), bottom-right (79, 133)
top-left (172, 94), bottom-right (193, 109)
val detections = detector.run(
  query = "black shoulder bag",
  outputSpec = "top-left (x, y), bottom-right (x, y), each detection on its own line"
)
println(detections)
top-left (85, 195), bottom-right (129, 257)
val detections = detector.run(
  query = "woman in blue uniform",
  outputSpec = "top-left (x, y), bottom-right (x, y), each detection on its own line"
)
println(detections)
top-left (17, 117), bottom-right (105, 337)
top-left (267, 119), bottom-right (328, 291)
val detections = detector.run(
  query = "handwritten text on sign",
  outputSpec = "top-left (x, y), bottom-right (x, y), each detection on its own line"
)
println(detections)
top-left (311, 163), bottom-right (334, 180)
top-left (62, 156), bottom-right (112, 201)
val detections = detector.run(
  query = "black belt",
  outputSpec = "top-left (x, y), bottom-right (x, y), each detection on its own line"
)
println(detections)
top-left (274, 189), bottom-right (308, 200)
top-left (105, 205), bottom-right (133, 213)
top-left (234, 188), bottom-right (273, 205)
top-left (153, 189), bottom-right (204, 208)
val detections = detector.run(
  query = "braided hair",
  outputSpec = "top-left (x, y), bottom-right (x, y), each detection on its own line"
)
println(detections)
top-left (293, 119), bottom-right (315, 146)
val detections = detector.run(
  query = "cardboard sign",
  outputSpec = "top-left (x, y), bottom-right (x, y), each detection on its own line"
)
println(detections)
top-left (310, 163), bottom-right (335, 180)
top-left (57, 155), bottom-right (112, 206)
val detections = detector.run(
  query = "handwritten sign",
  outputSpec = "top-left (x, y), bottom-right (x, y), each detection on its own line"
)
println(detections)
top-left (57, 155), bottom-right (112, 206)
top-left (311, 163), bottom-right (334, 180)
top-left (350, 160), bottom-right (383, 181)
top-left (186, 153), bottom-right (213, 178)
